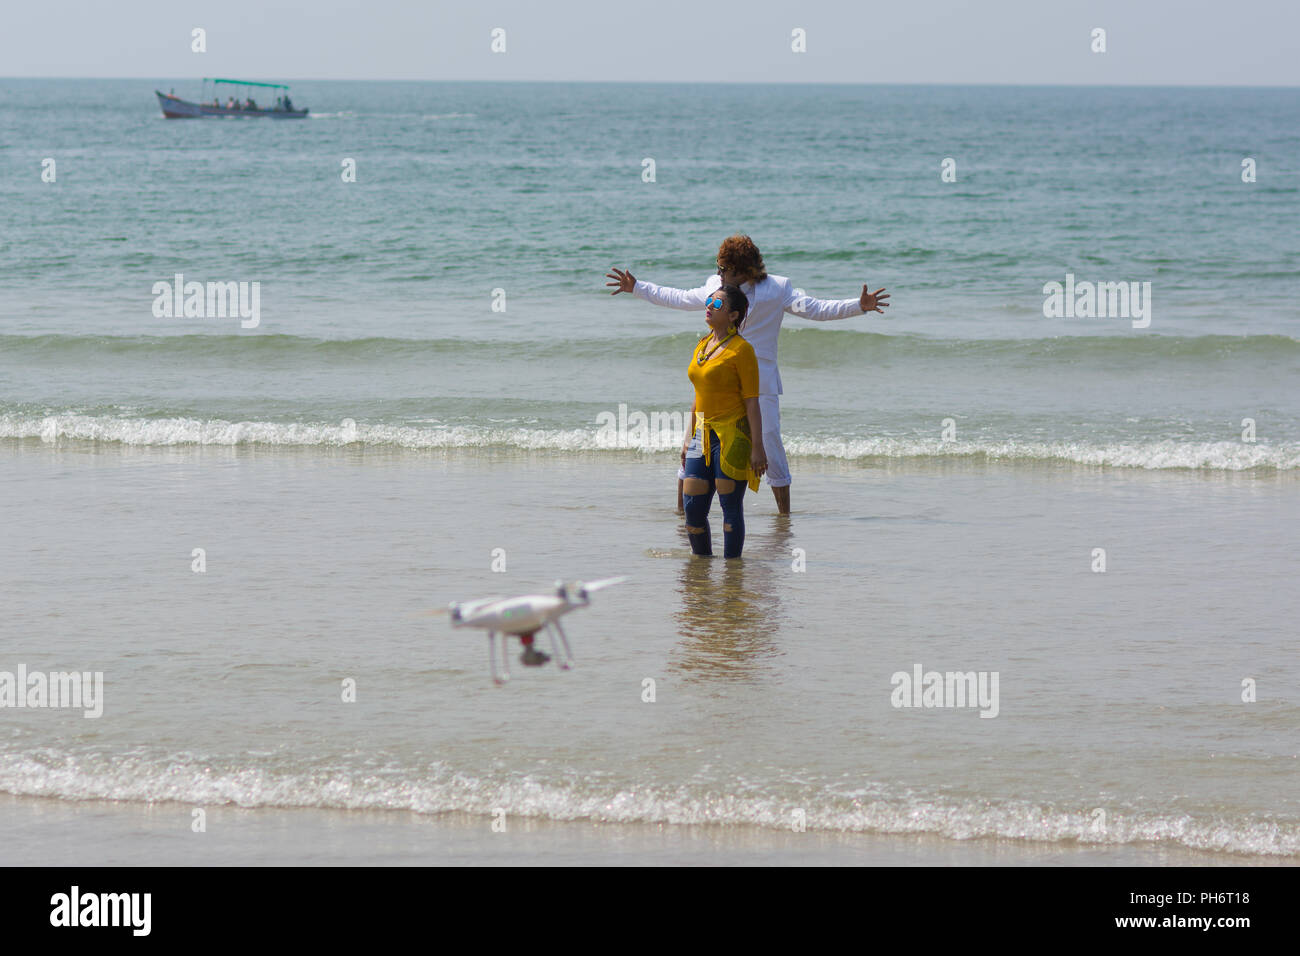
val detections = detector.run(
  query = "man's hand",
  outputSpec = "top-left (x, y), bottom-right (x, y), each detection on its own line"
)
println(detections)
top-left (606, 267), bottom-right (636, 295)
top-left (750, 449), bottom-right (768, 478)
top-left (860, 285), bottom-right (890, 314)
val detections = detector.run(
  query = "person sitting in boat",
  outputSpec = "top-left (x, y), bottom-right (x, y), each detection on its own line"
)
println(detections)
top-left (227, 96), bottom-right (237, 110)
top-left (245, 98), bottom-right (257, 110)
top-left (283, 95), bottom-right (294, 111)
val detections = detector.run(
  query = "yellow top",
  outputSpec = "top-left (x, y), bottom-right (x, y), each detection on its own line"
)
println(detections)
top-left (688, 331), bottom-right (760, 420)
top-left (688, 331), bottom-right (761, 492)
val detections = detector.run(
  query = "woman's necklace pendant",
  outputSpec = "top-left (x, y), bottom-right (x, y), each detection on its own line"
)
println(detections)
top-left (697, 330), bottom-right (736, 365)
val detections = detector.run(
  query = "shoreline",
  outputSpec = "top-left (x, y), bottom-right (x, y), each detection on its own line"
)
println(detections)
top-left (2, 794), bottom-right (1293, 867)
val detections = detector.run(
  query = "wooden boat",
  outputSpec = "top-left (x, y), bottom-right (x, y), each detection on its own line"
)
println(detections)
top-left (156, 78), bottom-right (308, 119)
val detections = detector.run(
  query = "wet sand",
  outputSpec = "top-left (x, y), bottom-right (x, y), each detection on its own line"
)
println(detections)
top-left (3, 794), bottom-right (1292, 867)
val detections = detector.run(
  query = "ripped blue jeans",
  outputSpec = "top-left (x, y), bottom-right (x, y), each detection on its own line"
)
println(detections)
top-left (682, 429), bottom-right (746, 558)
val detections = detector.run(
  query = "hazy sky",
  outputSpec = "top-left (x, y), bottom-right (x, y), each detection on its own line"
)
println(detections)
top-left (3, 0), bottom-right (1297, 85)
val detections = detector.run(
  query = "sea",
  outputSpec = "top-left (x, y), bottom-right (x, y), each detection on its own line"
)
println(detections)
top-left (0, 79), bottom-right (1297, 865)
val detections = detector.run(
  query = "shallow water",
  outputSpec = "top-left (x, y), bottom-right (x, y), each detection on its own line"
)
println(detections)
top-left (2, 446), bottom-right (1295, 858)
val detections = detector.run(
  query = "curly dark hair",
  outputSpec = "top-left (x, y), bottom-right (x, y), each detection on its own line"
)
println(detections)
top-left (716, 235), bottom-right (767, 284)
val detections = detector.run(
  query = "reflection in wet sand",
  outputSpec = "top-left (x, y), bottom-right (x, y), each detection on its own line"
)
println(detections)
top-left (669, 516), bottom-right (793, 682)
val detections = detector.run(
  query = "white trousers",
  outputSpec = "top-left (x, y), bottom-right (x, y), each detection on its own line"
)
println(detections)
top-left (758, 393), bottom-right (790, 487)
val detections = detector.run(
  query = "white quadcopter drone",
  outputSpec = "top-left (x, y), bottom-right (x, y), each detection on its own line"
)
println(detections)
top-left (445, 577), bottom-right (627, 684)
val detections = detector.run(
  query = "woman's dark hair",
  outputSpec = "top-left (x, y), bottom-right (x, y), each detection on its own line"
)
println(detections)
top-left (719, 284), bottom-right (749, 329)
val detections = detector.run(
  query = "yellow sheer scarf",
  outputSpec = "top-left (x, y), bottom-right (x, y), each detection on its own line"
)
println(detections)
top-left (695, 409), bottom-right (760, 492)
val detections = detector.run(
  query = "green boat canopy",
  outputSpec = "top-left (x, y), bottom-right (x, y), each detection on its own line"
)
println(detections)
top-left (206, 78), bottom-right (291, 89)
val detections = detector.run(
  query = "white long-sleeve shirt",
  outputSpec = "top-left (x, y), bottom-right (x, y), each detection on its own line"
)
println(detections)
top-left (633, 274), bottom-right (863, 395)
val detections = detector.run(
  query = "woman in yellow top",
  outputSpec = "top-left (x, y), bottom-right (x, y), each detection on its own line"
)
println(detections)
top-left (679, 284), bottom-right (767, 558)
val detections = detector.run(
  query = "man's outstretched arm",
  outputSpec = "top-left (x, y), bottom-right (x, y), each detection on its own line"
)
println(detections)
top-left (784, 281), bottom-right (891, 321)
top-left (606, 267), bottom-right (715, 311)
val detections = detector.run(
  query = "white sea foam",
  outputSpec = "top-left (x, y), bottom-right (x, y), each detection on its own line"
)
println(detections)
top-left (782, 436), bottom-right (1300, 471)
top-left (3, 412), bottom-right (1297, 470)
top-left (4, 413), bottom-right (1297, 470)
top-left (0, 752), bottom-right (1293, 857)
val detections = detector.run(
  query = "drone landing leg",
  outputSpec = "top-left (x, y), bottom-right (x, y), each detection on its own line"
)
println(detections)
top-left (490, 632), bottom-right (509, 685)
top-left (552, 620), bottom-right (575, 669)
top-left (546, 624), bottom-right (570, 671)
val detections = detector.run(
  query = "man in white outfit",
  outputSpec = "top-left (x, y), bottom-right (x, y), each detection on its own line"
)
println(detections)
top-left (606, 234), bottom-right (889, 515)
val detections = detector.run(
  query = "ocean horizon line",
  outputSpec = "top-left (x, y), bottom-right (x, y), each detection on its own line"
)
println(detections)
top-left (5, 76), bottom-right (1300, 90)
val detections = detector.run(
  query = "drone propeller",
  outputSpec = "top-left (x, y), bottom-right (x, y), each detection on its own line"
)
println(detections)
top-left (413, 607), bottom-right (452, 617)
top-left (414, 596), bottom-right (505, 620)
top-left (566, 575), bottom-right (628, 602)
top-left (577, 576), bottom-right (628, 593)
